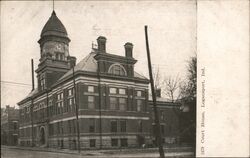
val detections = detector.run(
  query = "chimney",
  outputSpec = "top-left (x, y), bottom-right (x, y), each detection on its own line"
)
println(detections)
top-left (97, 36), bottom-right (107, 53)
top-left (68, 56), bottom-right (76, 68)
top-left (156, 89), bottom-right (161, 98)
top-left (124, 42), bottom-right (133, 58)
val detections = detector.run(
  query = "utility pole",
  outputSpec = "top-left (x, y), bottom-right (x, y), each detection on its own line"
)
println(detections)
top-left (73, 67), bottom-right (81, 153)
top-left (144, 26), bottom-right (165, 158)
top-left (97, 60), bottom-right (103, 149)
top-left (46, 89), bottom-right (49, 148)
top-left (31, 59), bottom-right (35, 147)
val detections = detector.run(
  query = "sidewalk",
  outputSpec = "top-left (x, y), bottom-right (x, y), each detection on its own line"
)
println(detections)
top-left (2, 145), bottom-right (194, 157)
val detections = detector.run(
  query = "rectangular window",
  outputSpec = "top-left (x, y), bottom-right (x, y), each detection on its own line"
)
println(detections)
top-left (137, 100), bottom-right (142, 112)
top-left (119, 88), bottom-right (126, 95)
top-left (111, 139), bottom-right (118, 147)
top-left (119, 98), bottom-right (126, 111)
top-left (13, 122), bottom-right (17, 130)
top-left (57, 122), bottom-right (60, 134)
top-left (137, 91), bottom-right (142, 97)
top-left (88, 96), bottom-right (95, 109)
top-left (49, 100), bottom-right (52, 106)
top-left (49, 124), bottom-right (54, 136)
top-left (161, 125), bottom-right (165, 134)
top-left (160, 111), bottom-right (164, 120)
top-left (68, 120), bottom-right (71, 134)
top-left (88, 86), bottom-right (94, 92)
top-left (152, 124), bottom-right (156, 135)
top-left (68, 88), bottom-right (74, 96)
top-left (89, 119), bottom-right (95, 133)
top-left (138, 120), bottom-right (143, 133)
top-left (110, 97), bottom-right (118, 110)
top-left (111, 120), bottom-right (117, 133)
top-left (72, 119), bottom-right (76, 133)
top-left (90, 139), bottom-right (96, 147)
top-left (69, 98), bottom-right (73, 105)
top-left (109, 87), bottom-right (117, 94)
top-left (57, 92), bottom-right (64, 114)
top-left (120, 120), bottom-right (126, 132)
top-left (120, 138), bottom-right (128, 147)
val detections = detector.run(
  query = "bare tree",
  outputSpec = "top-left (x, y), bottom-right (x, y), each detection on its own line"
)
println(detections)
top-left (162, 75), bottom-right (181, 102)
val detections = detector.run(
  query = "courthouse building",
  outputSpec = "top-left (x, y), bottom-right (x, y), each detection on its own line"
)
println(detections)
top-left (17, 11), bottom-right (151, 149)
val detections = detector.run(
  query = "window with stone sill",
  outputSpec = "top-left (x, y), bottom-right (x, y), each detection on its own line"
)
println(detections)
top-left (56, 92), bottom-right (64, 114)
top-left (88, 96), bottom-right (95, 109)
top-left (120, 138), bottom-right (128, 147)
top-left (109, 87), bottom-right (117, 94)
top-left (111, 120), bottom-right (118, 133)
top-left (138, 120), bottom-right (143, 133)
top-left (68, 88), bottom-right (74, 96)
top-left (119, 98), bottom-right (126, 111)
top-left (119, 88), bottom-right (126, 95)
top-left (88, 86), bottom-right (94, 92)
top-left (90, 139), bottom-right (96, 147)
top-left (110, 97), bottom-right (118, 110)
top-left (120, 120), bottom-right (126, 132)
top-left (137, 91), bottom-right (142, 97)
top-left (111, 139), bottom-right (118, 147)
top-left (136, 100), bottom-right (142, 112)
top-left (89, 119), bottom-right (95, 133)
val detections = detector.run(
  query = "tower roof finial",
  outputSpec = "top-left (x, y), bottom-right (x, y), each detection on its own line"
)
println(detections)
top-left (53, 0), bottom-right (55, 11)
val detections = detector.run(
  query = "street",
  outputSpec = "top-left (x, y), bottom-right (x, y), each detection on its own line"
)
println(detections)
top-left (1, 146), bottom-right (194, 158)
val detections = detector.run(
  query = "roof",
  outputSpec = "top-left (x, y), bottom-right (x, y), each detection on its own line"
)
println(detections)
top-left (18, 88), bottom-right (38, 105)
top-left (148, 96), bottom-right (172, 102)
top-left (57, 51), bottom-right (148, 82)
top-left (41, 11), bottom-right (68, 38)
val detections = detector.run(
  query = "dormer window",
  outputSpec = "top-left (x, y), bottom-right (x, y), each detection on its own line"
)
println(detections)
top-left (108, 64), bottom-right (126, 76)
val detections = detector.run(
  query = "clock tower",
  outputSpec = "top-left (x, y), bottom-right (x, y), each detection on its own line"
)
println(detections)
top-left (36, 11), bottom-right (76, 91)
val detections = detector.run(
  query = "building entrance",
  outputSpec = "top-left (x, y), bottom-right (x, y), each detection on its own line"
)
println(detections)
top-left (40, 127), bottom-right (45, 145)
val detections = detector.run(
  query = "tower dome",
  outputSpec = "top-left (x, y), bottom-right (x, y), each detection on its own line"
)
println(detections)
top-left (40, 11), bottom-right (68, 38)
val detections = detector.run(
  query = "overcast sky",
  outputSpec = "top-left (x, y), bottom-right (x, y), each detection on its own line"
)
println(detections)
top-left (1, 1), bottom-right (196, 108)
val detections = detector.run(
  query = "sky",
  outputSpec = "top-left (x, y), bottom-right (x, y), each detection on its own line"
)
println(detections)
top-left (1, 1), bottom-right (196, 108)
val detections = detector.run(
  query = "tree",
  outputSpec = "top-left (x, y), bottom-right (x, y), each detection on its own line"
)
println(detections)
top-left (180, 56), bottom-right (197, 100)
top-left (178, 55), bottom-right (197, 147)
top-left (152, 66), bottom-right (182, 102)
top-left (162, 75), bottom-right (181, 103)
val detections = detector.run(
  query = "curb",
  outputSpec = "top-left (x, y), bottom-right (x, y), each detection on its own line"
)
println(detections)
top-left (2, 145), bottom-right (194, 156)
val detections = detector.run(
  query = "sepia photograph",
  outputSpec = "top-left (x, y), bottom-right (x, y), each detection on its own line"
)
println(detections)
top-left (1, 1), bottom-right (196, 157)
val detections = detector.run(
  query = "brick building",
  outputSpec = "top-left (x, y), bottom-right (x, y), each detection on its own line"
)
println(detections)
top-left (17, 11), bottom-right (151, 149)
top-left (1, 105), bottom-right (19, 146)
top-left (149, 90), bottom-right (181, 146)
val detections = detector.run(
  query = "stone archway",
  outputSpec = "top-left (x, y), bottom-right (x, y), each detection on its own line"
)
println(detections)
top-left (40, 126), bottom-right (46, 145)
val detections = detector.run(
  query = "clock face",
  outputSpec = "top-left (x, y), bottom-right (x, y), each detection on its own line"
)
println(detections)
top-left (55, 43), bottom-right (64, 52)
top-left (42, 42), bottom-right (67, 59)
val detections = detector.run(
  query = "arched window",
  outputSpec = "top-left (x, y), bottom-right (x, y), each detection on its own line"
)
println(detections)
top-left (108, 64), bottom-right (127, 76)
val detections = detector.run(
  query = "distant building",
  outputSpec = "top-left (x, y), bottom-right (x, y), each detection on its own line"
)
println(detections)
top-left (149, 89), bottom-right (181, 146)
top-left (1, 105), bottom-right (19, 146)
top-left (17, 11), bottom-right (151, 149)
top-left (178, 98), bottom-right (196, 145)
